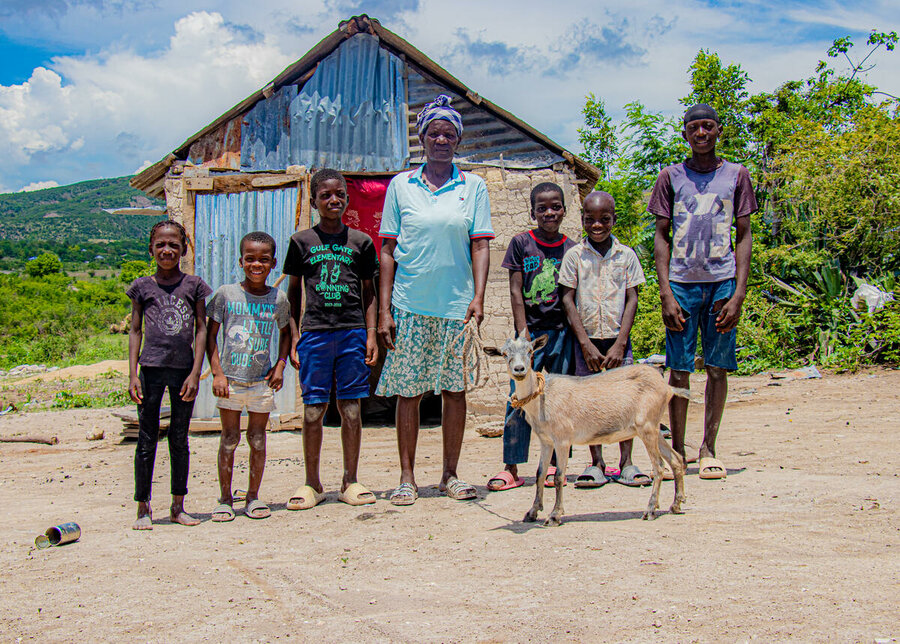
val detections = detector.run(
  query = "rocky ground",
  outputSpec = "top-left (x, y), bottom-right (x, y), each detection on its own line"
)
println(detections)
top-left (0, 367), bottom-right (897, 642)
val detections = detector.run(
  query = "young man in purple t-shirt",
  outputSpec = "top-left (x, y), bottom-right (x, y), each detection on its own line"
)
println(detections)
top-left (650, 103), bottom-right (757, 481)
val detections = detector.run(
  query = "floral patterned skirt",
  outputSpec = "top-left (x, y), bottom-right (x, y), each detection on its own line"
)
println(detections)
top-left (375, 308), bottom-right (466, 397)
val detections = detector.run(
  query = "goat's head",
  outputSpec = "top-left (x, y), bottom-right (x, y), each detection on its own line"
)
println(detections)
top-left (483, 334), bottom-right (548, 381)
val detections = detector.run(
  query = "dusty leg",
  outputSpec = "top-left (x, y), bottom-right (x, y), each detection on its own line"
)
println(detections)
top-left (658, 434), bottom-right (686, 514)
top-left (439, 390), bottom-right (466, 488)
top-left (668, 370), bottom-right (691, 460)
top-left (245, 412), bottom-right (268, 504)
top-left (701, 366), bottom-right (728, 463)
top-left (546, 441), bottom-right (571, 527)
top-left (302, 403), bottom-right (327, 494)
top-left (336, 399), bottom-right (362, 491)
top-left (396, 394), bottom-right (423, 488)
top-left (525, 440), bottom-right (554, 522)
top-left (217, 409), bottom-right (242, 507)
top-left (637, 426), bottom-right (664, 520)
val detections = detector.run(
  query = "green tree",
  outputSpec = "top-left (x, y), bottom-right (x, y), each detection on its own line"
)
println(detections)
top-left (26, 252), bottom-right (62, 278)
top-left (120, 259), bottom-right (153, 284)
top-left (578, 94), bottom-right (618, 180)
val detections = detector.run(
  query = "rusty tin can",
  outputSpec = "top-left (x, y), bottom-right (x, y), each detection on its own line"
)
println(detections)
top-left (34, 522), bottom-right (81, 549)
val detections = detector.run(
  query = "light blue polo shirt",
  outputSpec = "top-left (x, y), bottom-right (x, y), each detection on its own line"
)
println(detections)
top-left (380, 165), bottom-right (494, 319)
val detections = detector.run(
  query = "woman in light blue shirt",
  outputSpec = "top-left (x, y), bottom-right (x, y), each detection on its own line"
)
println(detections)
top-left (377, 95), bottom-right (494, 506)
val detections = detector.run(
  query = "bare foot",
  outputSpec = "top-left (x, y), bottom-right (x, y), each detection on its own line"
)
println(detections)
top-left (170, 509), bottom-right (200, 526)
top-left (132, 514), bottom-right (153, 530)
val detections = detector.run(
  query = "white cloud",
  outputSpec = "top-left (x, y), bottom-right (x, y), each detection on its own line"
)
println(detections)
top-left (0, 1), bottom-right (897, 191)
top-left (0, 10), bottom-right (299, 189)
top-left (20, 180), bottom-right (60, 192)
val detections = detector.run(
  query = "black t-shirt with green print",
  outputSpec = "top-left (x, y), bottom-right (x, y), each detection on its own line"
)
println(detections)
top-left (283, 224), bottom-right (377, 332)
top-left (501, 230), bottom-right (576, 331)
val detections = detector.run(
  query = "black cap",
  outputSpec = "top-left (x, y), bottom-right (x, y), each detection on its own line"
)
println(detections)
top-left (683, 103), bottom-right (720, 124)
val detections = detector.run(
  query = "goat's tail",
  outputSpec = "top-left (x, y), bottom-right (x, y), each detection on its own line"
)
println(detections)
top-left (670, 387), bottom-right (692, 400)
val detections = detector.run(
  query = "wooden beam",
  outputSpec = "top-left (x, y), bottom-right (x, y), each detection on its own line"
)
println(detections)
top-left (183, 180), bottom-right (196, 274)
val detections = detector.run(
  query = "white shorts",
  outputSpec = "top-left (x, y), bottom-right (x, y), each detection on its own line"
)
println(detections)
top-left (215, 379), bottom-right (276, 414)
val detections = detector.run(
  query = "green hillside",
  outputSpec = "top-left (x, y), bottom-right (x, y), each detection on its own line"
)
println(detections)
top-left (0, 176), bottom-right (165, 269)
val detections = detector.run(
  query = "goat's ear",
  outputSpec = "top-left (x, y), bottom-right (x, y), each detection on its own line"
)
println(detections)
top-left (483, 345), bottom-right (502, 357)
top-left (532, 334), bottom-right (549, 351)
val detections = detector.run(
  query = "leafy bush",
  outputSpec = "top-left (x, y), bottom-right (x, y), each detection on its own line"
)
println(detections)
top-left (25, 252), bottom-right (62, 277)
top-left (120, 260), bottom-right (153, 284)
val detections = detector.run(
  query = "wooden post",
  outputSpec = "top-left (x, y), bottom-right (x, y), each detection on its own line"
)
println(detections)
top-left (183, 179), bottom-right (197, 274)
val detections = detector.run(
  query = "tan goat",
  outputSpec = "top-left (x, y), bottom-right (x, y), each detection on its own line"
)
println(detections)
top-left (485, 335), bottom-right (688, 526)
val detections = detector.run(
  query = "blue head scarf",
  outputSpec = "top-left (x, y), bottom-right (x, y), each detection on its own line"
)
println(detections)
top-left (416, 94), bottom-right (463, 139)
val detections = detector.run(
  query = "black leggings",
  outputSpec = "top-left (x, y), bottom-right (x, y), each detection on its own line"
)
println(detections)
top-left (134, 366), bottom-right (195, 502)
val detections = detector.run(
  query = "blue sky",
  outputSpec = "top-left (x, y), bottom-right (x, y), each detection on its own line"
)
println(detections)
top-left (0, 0), bottom-right (897, 193)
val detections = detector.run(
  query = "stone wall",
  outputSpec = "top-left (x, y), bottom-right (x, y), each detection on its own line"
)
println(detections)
top-left (465, 164), bottom-right (584, 414)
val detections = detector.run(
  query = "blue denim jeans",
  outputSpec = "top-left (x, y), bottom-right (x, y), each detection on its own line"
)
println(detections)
top-left (665, 279), bottom-right (738, 372)
top-left (502, 328), bottom-right (575, 465)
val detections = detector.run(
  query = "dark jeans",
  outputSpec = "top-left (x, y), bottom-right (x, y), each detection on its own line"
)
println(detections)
top-left (134, 366), bottom-right (194, 502)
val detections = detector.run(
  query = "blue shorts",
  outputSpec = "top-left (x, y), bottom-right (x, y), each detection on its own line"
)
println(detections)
top-left (665, 279), bottom-right (738, 372)
top-left (297, 329), bottom-right (370, 405)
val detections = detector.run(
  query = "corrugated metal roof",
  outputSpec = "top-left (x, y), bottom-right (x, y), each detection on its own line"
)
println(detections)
top-left (407, 66), bottom-right (563, 169)
top-left (291, 33), bottom-right (408, 172)
top-left (131, 16), bottom-right (599, 199)
top-left (241, 85), bottom-right (297, 171)
top-left (191, 187), bottom-right (299, 418)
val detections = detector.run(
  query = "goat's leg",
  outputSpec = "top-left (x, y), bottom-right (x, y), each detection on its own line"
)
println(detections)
top-left (525, 440), bottom-right (554, 523)
top-left (658, 434), bottom-right (686, 514)
top-left (545, 441), bottom-right (570, 527)
top-left (637, 425), bottom-right (664, 520)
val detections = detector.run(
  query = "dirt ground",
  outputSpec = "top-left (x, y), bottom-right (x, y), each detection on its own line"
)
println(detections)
top-left (0, 368), bottom-right (897, 643)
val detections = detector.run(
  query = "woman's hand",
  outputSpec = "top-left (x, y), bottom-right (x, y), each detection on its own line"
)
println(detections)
top-left (464, 298), bottom-right (485, 326)
top-left (378, 309), bottom-right (396, 351)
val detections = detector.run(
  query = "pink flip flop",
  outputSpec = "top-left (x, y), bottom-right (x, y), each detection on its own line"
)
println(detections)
top-left (544, 465), bottom-right (567, 487)
top-left (488, 470), bottom-right (525, 491)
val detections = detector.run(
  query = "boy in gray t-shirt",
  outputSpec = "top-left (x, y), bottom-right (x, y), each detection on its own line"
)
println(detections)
top-left (206, 232), bottom-right (291, 521)
top-left (650, 103), bottom-right (757, 482)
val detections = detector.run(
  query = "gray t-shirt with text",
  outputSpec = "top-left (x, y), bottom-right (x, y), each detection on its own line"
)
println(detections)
top-left (207, 283), bottom-right (290, 383)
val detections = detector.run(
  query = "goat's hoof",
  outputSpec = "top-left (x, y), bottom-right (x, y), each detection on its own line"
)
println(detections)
top-left (642, 510), bottom-right (658, 520)
top-left (543, 515), bottom-right (562, 527)
top-left (523, 510), bottom-right (538, 523)
top-left (669, 503), bottom-right (684, 515)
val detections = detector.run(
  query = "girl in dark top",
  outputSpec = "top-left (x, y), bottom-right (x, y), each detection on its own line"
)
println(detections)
top-left (126, 220), bottom-right (211, 530)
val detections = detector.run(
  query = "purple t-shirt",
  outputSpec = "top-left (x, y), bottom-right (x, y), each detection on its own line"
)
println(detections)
top-left (648, 161), bottom-right (757, 283)
top-left (126, 275), bottom-right (211, 369)
top-left (502, 230), bottom-right (576, 331)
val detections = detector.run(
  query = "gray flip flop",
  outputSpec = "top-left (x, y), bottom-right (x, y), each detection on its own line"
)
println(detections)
top-left (211, 503), bottom-right (235, 522)
top-left (617, 465), bottom-right (652, 487)
top-left (574, 465), bottom-right (609, 488)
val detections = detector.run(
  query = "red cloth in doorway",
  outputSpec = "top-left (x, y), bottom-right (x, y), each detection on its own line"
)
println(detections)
top-left (345, 177), bottom-right (390, 255)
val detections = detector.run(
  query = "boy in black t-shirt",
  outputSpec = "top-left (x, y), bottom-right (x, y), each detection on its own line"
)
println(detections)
top-left (487, 182), bottom-right (577, 492)
top-left (283, 169), bottom-right (379, 509)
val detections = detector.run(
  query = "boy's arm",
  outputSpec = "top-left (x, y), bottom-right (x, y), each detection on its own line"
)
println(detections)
top-left (508, 270), bottom-right (529, 340)
top-left (127, 300), bottom-right (143, 403)
top-left (378, 239), bottom-right (398, 351)
top-left (716, 215), bottom-right (752, 332)
top-left (560, 285), bottom-right (602, 372)
top-left (603, 286), bottom-right (639, 369)
top-left (362, 277), bottom-right (378, 366)
top-left (206, 318), bottom-right (228, 398)
top-left (655, 216), bottom-right (685, 332)
top-left (287, 276), bottom-right (302, 368)
top-left (181, 299), bottom-right (207, 402)
top-left (266, 323), bottom-right (291, 392)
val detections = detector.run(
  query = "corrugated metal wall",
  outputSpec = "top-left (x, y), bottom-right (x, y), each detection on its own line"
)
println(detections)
top-left (407, 66), bottom-right (564, 169)
top-left (238, 33), bottom-right (408, 173)
top-left (192, 187), bottom-right (299, 418)
top-left (292, 33), bottom-right (408, 171)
